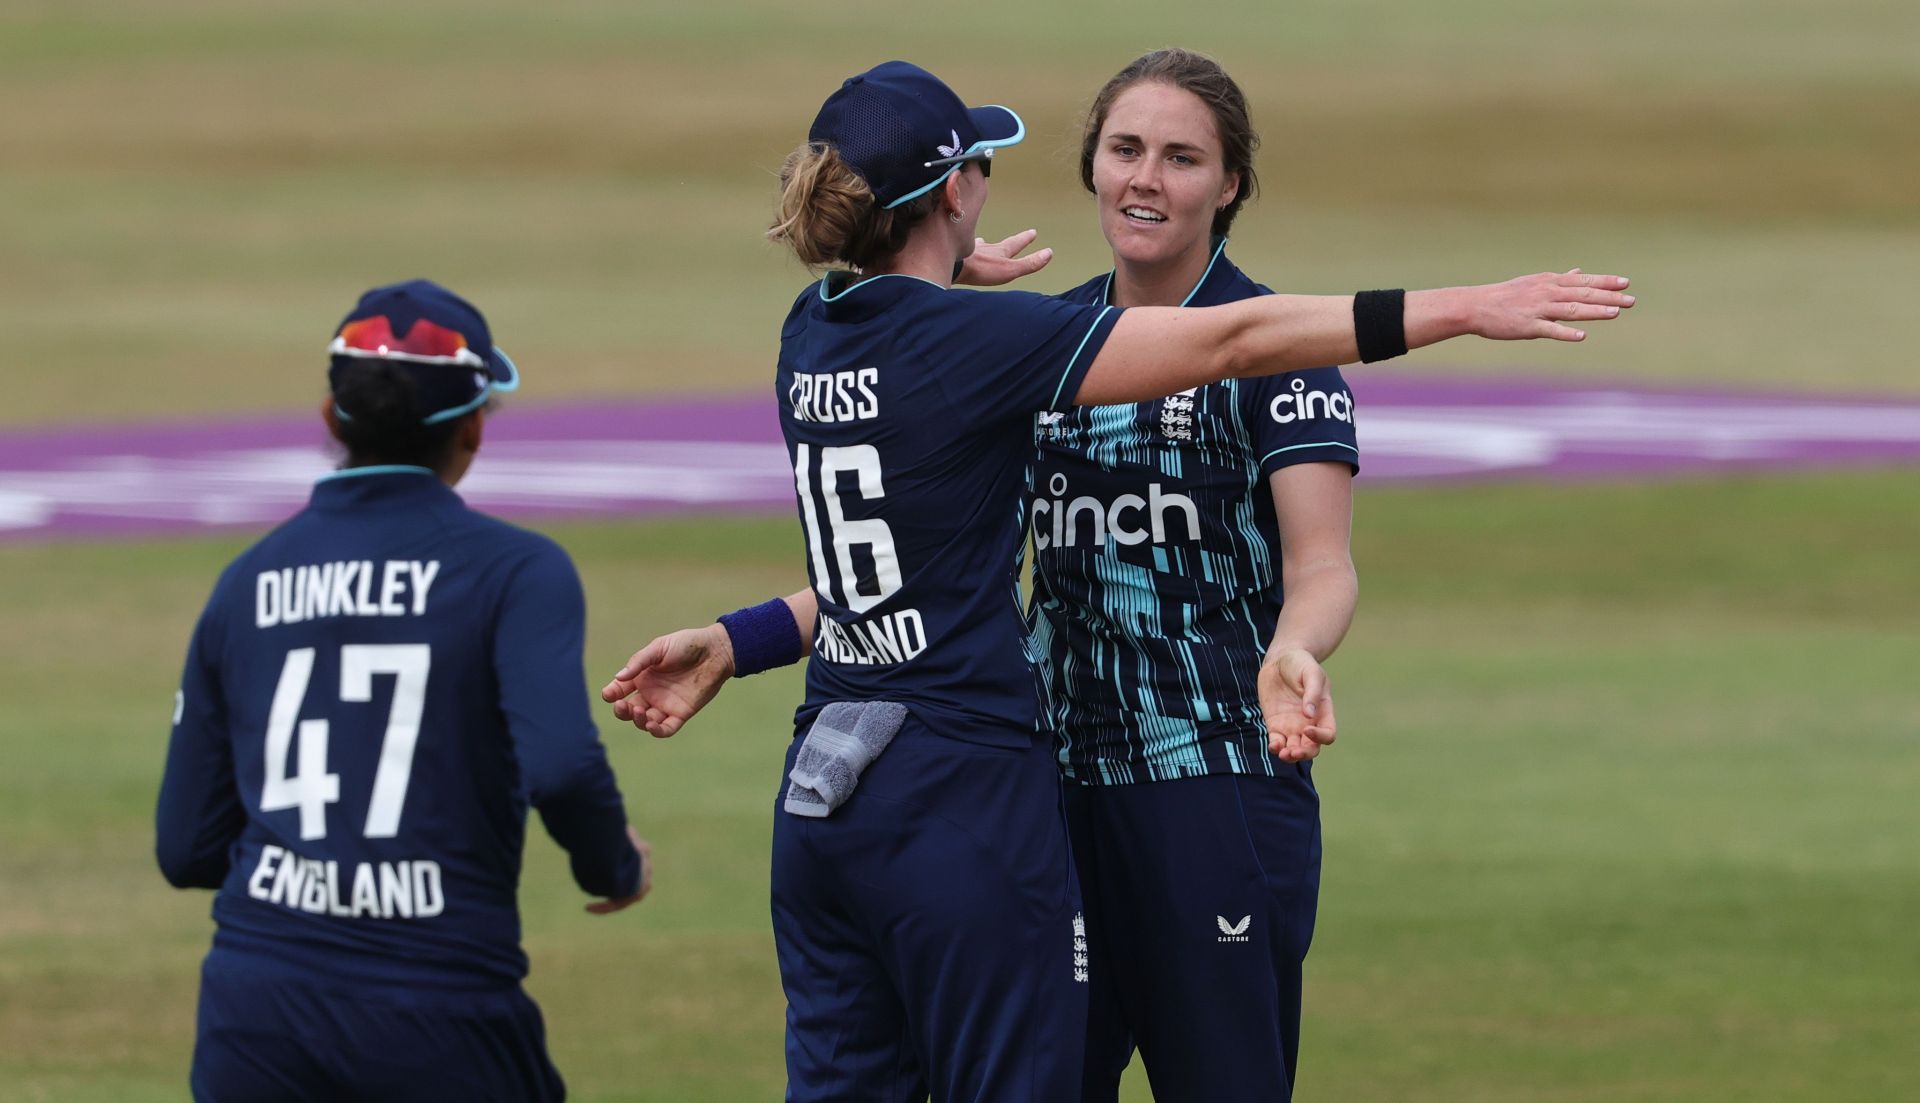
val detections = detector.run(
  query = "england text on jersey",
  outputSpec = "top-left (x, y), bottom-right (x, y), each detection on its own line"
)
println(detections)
top-left (814, 607), bottom-right (929, 665)
top-left (246, 844), bottom-right (445, 920)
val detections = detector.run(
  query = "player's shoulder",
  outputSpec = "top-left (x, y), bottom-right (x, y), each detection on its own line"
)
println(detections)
top-left (213, 509), bottom-right (320, 591)
top-left (944, 284), bottom-right (1110, 330)
top-left (203, 535), bottom-right (271, 615)
top-left (1220, 268), bottom-right (1347, 397)
top-left (884, 286), bottom-right (1089, 363)
top-left (938, 284), bottom-right (1076, 315)
top-left (781, 279), bottom-right (822, 337)
top-left (454, 509), bottom-right (578, 574)
top-left (1050, 272), bottom-right (1112, 307)
top-left (1210, 254), bottom-right (1268, 304)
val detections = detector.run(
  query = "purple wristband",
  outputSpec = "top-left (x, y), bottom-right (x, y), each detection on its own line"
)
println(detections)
top-left (717, 597), bottom-right (804, 677)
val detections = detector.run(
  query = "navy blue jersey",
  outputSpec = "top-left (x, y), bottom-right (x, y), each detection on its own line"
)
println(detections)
top-left (156, 468), bottom-right (640, 987)
top-left (778, 273), bottom-right (1123, 748)
top-left (1030, 241), bottom-right (1359, 783)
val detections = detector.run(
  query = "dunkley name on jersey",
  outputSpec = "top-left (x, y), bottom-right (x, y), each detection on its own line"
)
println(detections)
top-left (254, 559), bottom-right (440, 626)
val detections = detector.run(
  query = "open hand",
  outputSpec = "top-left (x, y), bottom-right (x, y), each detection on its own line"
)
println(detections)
top-left (1260, 648), bottom-right (1337, 763)
top-left (1468, 268), bottom-right (1635, 342)
top-left (956, 228), bottom-right (1054, 287)
top-left (601, 625), bottom-right (735, 738)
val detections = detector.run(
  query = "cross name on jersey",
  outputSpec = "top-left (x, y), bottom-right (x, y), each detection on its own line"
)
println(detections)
top-left (789, 368), bottom-right (881, 423)
top-left (255, 559), bottom-right (440, 628)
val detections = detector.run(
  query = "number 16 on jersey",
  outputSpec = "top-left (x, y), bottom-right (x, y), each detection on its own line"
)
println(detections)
top-left (793, 443), bottom-right (930, 665)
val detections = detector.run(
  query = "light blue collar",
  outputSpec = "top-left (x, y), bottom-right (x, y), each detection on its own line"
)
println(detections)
top-left (315, 464), bottom-right (438, 484)
top-left (819, 271), bottom-right (948, 302)
top-left (1101, 236), bottom-right (1230, 308)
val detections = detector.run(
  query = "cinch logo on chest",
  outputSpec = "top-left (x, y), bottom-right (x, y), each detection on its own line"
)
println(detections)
top-left (1033, 473), bottom-right (1200, 550)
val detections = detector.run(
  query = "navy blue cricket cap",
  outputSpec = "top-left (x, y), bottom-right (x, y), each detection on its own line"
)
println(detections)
top-left (327, 279), bottom-right (520, 425)
top-left (809, 61), bottom-right (1026, 210)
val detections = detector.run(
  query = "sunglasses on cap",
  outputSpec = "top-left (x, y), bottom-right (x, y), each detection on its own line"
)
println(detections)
top-left (329, 315), bottom-right (490, 368)
top-left (923, 147), bottom-right (993, 178)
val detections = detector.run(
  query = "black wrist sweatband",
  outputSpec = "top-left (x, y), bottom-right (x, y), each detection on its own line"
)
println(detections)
top-left (1354, 289), bottom-right (1408, 363)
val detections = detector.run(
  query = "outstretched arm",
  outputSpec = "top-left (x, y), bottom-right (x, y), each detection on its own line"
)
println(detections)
top-left (602, 589), bottom-right (817, 738)
top-left (1075, 269), bottom-right (1634, 406)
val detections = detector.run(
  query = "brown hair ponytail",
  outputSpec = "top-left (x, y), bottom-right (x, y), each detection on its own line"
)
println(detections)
top-left (769, 143), bottom-right (935, 272)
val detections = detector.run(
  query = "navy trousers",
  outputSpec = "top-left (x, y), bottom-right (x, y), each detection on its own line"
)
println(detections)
top-left (1068, 765), bottom-right (1322, 1103)
top-left (191, 948), bottom-right (565, 1102)
top-left (771, 721), bottom-right (1087, 1102)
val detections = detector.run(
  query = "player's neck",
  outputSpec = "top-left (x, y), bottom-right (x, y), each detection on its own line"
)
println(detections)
top-left (1110, 238), bottom-right (1215, 308)
top-left (865, 234), bottom-right (960, 289)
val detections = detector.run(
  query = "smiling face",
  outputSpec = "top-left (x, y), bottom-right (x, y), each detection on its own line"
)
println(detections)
top-left (1090, 81), bottom-right (1240, 272)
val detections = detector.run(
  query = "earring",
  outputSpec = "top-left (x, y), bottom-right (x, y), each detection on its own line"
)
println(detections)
top-left (949, 210), bottom-right (965, 224)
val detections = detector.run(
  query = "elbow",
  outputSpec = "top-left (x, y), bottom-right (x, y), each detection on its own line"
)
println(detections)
top-left (1219, 318), bottom-right (1257, 380)
top-left (156, 819), bottom-right (233, 889)
top-left (156, 843), bottom-right (216, 890)
top-left (1221, 315), bottom-right (1285, 380)
top-left (524, 762), bottom-right (582, 809)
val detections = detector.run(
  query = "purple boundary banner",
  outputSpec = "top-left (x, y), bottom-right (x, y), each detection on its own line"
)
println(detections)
top-left (3, 374), bottom-right (1918, 542)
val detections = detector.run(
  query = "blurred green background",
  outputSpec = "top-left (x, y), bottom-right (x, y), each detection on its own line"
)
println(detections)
top-left (2, 1), bottom-right (1916, 1100)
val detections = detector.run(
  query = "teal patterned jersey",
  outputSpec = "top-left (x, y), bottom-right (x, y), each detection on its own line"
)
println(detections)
top-left (1030, 241), bottom-right (1359, 783)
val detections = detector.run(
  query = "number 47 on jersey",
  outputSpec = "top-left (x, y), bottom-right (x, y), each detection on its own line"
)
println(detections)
top-left (258, 645), bottom-right (430, 842)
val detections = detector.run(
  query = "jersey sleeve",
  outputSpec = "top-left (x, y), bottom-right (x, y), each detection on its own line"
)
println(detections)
top-left (932, 290), bottom-right (1124, 422)
top-left (493, 540), bottom-right (643, 900)
top-left (1245, 366), bottom-right (1360, 479)
top-left (155, 595), bottom-right (246, 890)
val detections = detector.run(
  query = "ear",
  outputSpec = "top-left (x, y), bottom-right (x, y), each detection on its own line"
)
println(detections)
top-left (940, 169), bottom-right (968, 217)
top-left (459, 408), bottom-right (486, 454)
top-left (1218, 171), bottom-right (1241, 213)
top-left (321, 397), bottom-right (345, 442)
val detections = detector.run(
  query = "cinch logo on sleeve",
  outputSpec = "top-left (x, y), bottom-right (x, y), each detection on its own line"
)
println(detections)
top-left (1033, 473), bottom-right (1200, 550)
top-left (1270, 377), bottom-right (1354, 424)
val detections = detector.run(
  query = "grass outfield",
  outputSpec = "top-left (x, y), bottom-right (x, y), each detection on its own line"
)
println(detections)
top-left (2, 471), bottom-right (1916, 1101)
top-left (3, 0), bottom-right (1917, 426)
top-left (4, 1), bottom-right (1917, 1099)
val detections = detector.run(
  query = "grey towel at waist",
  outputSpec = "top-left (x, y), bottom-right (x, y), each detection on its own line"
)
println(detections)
top-left (783, 701), bottom-right (909, 818)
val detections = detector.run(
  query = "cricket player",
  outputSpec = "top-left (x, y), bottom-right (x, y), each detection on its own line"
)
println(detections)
top-left (600, 60), bottom-right (1630, 1103)
top-left (156, 279), bottom-right (650, 1102)
top-left (1032, 50), bottom-right (1356, 1103)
